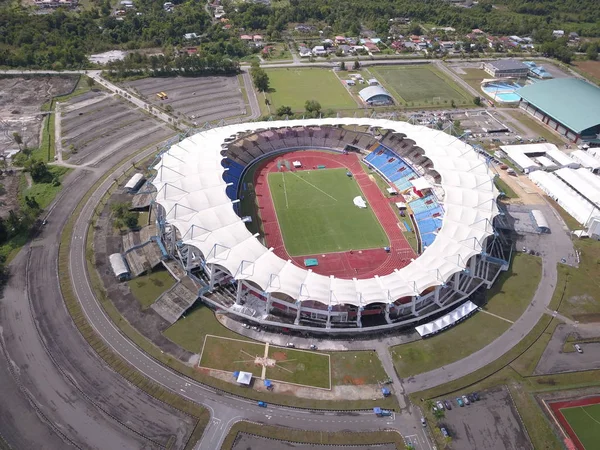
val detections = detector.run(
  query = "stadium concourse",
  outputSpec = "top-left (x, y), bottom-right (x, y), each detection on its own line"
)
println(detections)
top-left (149, 118), bottom-right (511, 334)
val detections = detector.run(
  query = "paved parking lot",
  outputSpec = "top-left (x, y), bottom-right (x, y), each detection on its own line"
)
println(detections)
top-left (232, 433), bottom-right (398, 450)
top-left (534, 323), bottom-right (600, 375)
top-left (434, 387), bottom-right (532, 450)
top-left (61, 91), bottom-right (173, 165)
top-left (125, 76), bottom-right (246, 124)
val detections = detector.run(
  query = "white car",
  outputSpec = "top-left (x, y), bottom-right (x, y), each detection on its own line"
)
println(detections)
top-left (575, 344), bottom-right (583, 353)
top-left (436, 401), bottom-right (445, 410)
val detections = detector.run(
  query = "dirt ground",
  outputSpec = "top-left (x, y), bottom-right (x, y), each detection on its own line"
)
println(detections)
top-left (0, 76), bottom-right (77, 155)
top-left (0, 172), bottom-right (22, 218)
top-left (232, 433), bottom-right (397, 450)
top-left (574, 60), bottom-right (600, 80)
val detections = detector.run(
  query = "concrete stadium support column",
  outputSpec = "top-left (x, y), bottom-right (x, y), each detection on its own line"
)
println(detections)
top-left (453, 272), bottom-right (461, 292)
top-left (235, 280), bottom-right (243, 305)
top-left (434, 285), bottom-right (442, 307)
top-left (265, 292), bottom-right (272, 312)
top-left (384, 303), bottom-right (392, 324)
top-left (356, 306), bottom-right (363, 328)
top-left (411, 296), bottom-right (418, 316)
top-left (326, 305), bottom-right (332, 329)
top-left (469, 256), bottom-right (477, 277)
top-left (294, 302), bottom-right (302, 325)
top-left (208, 264), bottom-right (216, 290)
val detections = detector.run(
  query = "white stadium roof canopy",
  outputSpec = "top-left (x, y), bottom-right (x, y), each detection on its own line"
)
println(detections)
top-left (150, 118), bottom-right (499, 307)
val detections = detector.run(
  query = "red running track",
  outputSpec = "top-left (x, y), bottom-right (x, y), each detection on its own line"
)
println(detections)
top-left (549, 396), bottom-right (600, 450)
top-left (251, 150), bottom-right (416, 280)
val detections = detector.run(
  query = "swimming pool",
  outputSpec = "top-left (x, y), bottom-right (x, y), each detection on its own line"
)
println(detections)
top-left (481, 80), bottom-right (522, 104)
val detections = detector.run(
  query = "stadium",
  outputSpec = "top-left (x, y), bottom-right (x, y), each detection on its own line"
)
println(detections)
top-left (149, 118), bottom-right (510, 334)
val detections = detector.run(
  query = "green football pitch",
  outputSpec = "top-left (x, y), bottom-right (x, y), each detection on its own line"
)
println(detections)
top-left (561, 404), bottom-right (600, 449)
top-left (369, 65), bottom-right (471, 106)
top-left (268, 168), bottom-right (389, 256)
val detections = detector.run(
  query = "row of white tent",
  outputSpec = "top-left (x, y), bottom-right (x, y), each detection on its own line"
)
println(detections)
top-left (529, 169), bottom-right (600, 227)
top-left (415, 301), bottom-right (478, 337)
top-left (500, 143), bottom-right (592, 173)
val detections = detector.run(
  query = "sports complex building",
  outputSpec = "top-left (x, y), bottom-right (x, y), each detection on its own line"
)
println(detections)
top-left (147, 119), bottom-right (511, 334)
top-left (517, 78), bottom-right (600, 144)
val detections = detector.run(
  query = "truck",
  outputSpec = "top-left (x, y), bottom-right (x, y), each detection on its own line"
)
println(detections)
top-left (373, 407), bottom-right (392, 417)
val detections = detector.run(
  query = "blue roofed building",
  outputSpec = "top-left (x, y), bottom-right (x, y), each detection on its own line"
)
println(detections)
top-left (516, 78), bottom-right (600, 144)
top-left (358, 86), bottom-right (394, 106)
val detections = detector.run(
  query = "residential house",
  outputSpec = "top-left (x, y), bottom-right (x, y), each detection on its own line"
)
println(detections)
top-left (312, 45), bottom-right (327, 56)
top-left (364, 41), bottom-right (380, 53)
top-left (552, 30), bottom-right (565, 38)
top-left (335, 36), bottom-right (346, 45)
top-left (298, 46), bottom-right (312, 57)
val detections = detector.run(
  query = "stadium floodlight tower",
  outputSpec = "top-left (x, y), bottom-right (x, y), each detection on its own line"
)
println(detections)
top-left (148, 118), bottom-right (511, 336)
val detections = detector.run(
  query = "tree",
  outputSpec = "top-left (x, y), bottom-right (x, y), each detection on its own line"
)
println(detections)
top-left (253, 69), bottom-right (270, 92)
top-left (339, 61), bottom-right (346, 71)
top-left (353, 59), bottom-right (360, 70)
top-left (425, 399), bottom-right (435, 411)
top-left (304, 99), bottom-right (322, 115)
top-left (276, 105), bottom-right (293, 116)
top-left (29, 160), bottom-right (53, 183)
top-left (433, 408), bottom-right (445, 420)
top-left (587, 44), bottom-right (598, 61)
top-left (86, 76), bottom-right (95, 89)
top-left (450, 99), bottom-right (456, 108)
top-left (473, 96), bottom-right (481, 106)
top-left (13, 132), bottom-right (22, 150)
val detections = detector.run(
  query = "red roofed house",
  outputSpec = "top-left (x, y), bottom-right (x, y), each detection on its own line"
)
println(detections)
top-left (335, 36), bottom-right (346, 44)
top-left (364, 41), bottom-right (380, 53)
top-left (240, 35), bottom-right (252, 41)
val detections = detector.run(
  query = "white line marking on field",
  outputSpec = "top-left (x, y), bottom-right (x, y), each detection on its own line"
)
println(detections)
top-left (290, 171), bottom-right (337, 201)
top-left (282, 171), bottom-right (289, 208)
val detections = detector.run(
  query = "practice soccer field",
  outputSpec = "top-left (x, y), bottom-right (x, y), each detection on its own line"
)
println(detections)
top-left (268, 168), bottom-right (389, 256)
top-left (369, 65), bottom-right (471, 106)
top-left (561, 404), bottom-right (600, 449)
top-left (264, 68), bottom-right (357, 112)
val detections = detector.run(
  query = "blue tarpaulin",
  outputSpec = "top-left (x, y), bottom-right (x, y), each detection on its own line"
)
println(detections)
top-left (264, 380), bottom-right (272, 387)
top-left (233, 371), bottom-right (240, 378)
top-left (381, 387), bottom-right (390, 396)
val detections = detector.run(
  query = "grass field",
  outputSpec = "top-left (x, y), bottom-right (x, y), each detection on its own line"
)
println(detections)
top-left (505, 110), bottom-right (564, 145)
top-left (199, 335), bottom-right (332, 388)
top-left (264, 68), bottom-right (357, 112)
top-left (266, 346), bottom-right (331, 388)
top-left (199, 335), bottom-right (266, 377)
top-left (128, 269), bottom-right (176, 309)
top-left (268, 168), bottom-right (389, 256)
top-left (369, 65), bottom-right (471, 107)
top-left (561, 403), bottom-right (600, 449)
top-left (390, 253), bottom-right (541, 376)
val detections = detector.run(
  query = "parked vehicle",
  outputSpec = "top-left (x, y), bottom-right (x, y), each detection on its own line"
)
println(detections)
top-left (440, 427), bottom-right (450, 438)
top-left (436, 401), bottom-right (445, 410)
top-left (456, 397), bottom-right (464, 407)
top-left (421, 417), bottom-right (427, 427)
top-left (373, 407), bottom-right (392, 417)
top-left (472, 392), bottom-right (480, 402)
top-left (444, 400), bottom-right (452, 410)
top-left (309, 344), bottom-right (318, 350)
top-left (462, 395), bottom-right (470, 405)
top-left (467, 394), bottom-right (476, 403)
top-left (286, 343), bottom-right (295, 348)
top-left (575, 344), bottom-right (583, 353)
top-left (257, 401), bottom-right (267, 408)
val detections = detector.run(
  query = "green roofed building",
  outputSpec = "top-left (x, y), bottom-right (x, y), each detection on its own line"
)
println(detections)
top-left (516, 78), bottom-right (600, 144)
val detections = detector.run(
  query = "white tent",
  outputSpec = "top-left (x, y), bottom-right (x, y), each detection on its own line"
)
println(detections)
top-left (535, 156), bottom-right (558, 171)
top-left (529, 171), bottom-right (600, 226)
top-left (353, 196), bottom-right (367, 208)
top-left (531, 209), bottom-right (550, 233)
top-left (545, 147), bottom-right (579, 169)
top-left (236, 371), bottom-right (253, 385)
top-left (554, 168), bottom-right (600, 207)
top-left (415, 301), bottom-right (477, 337)
top-left (150, 119), bottom-right (499, 308)
top-left (109, 253), bottom-right (129, 280)
top-left (501, 145), bottom-right (539, 172)
top-left (125, 173), bottom-right (145, 192)
top-left (570, 150), bottom-right (600, 173)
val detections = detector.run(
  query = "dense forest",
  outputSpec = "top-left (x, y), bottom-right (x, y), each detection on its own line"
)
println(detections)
top-left (0, 0), bottom-right (599, 69)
